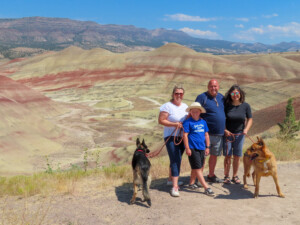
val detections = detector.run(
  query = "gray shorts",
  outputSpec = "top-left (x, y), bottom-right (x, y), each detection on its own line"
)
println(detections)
top-left (209, 135), bottom-right (223, 156)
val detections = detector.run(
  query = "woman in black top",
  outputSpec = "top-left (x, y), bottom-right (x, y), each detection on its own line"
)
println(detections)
top-left (223, 84), bottom-right (253, 184)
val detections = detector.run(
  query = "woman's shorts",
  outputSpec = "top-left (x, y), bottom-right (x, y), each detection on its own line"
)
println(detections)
top-left (223, 134), bottom-right (245, 157)
top-left (188, 149), bottom-right (205, 169)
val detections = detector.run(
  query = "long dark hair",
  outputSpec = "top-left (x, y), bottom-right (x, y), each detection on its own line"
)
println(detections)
top-left (224, 84), bottom-right (245, 106)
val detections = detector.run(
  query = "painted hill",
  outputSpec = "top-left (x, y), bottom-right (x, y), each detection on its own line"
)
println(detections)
top-left (1, 43), bottom-right (300, 175)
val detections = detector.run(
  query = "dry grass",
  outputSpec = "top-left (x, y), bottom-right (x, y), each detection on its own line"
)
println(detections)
top-left (265, 138), bottom-right (300, 161)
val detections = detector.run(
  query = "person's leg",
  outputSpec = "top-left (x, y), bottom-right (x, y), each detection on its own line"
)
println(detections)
top-left (208, 155), bottom-right (217, 177)
top-left (232, 155), bottom-right (240, 177)
top-left (189, 170), bottom-right (196, 185)
top-left (195, 150), bottom-right (215, 196)
top-left (194, 169), bottom-right (209, 189)
top-left (231, 134), bottom-right (245, 183)
top-left (224, 156), bottom-right (231, 177)
top-left (223, 137), bottom-right (233, 182)
top-left (207, 135), bottom-right (223, 183)
top-left (165, 137), bottom-right (182, 193)
top-left (167, 167), bottom-right (172, 183)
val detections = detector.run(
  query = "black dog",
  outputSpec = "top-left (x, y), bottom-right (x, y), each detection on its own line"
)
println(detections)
top-left (130, 138), bottom-right (151, 207)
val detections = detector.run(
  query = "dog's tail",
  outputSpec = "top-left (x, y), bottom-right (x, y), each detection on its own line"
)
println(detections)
top-left (141, 167), bottom-right (151, 207)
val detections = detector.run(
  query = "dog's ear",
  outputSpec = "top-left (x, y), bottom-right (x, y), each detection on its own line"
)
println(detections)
top-left (136, 138), bottom-right (140, 146)
top-left (257, 137), bottom-right (264, 146)
top-left (142, 139), bottom-right (145, 146)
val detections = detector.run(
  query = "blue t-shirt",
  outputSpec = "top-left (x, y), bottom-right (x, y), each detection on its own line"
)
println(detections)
top-left (183, 117), bottom-right (209, 151)
top-left (195, 92), bottom-right (225, 136)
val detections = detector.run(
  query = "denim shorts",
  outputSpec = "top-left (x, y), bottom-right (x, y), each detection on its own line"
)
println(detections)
top-left (209, 135), bottom-right (223, 156)
top-left (223, 134), bottom-right (245, 157)
top-left (165, 136), bottom-right (185, 177)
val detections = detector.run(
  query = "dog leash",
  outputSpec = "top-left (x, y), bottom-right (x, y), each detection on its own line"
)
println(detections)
top-left (146, 126), bottom-right (183, 158)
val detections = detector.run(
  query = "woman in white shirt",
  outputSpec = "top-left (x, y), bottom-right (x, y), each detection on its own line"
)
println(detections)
top-left (158, 85), bottom-right (188, 197)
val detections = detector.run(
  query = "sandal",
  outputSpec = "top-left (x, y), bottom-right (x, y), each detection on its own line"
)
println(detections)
top-left (223, 176), bottom-right (231, 184)
top-left (231, 176), bottom-right (241, 184)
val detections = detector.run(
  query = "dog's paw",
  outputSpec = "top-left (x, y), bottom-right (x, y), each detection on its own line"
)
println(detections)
top-left (279, 193), bottom-right (285, 198)
top-left (243, 184), bottom-right (248, 189)
top-left (130, 199), bottom-right (135, 205)
top-left (254, 193), bottom-right (259, 198)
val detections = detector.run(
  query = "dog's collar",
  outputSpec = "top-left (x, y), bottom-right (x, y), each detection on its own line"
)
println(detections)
top-left (137, 149), bottom-right (148, 157)
top-left (258, 158), bottom-right (270, 163)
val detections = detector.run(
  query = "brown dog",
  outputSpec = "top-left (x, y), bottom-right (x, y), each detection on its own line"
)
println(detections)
top-left (243, 137), bottom-right (285, 198)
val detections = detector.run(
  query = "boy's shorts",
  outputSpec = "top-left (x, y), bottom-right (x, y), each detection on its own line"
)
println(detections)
top-left (209, 135), bottom-right (223, 156)
top-left (188, 149), bottom-right (205, 169)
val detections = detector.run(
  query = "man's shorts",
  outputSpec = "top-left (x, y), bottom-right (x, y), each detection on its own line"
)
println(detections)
top-left (188, 149), bottom-right (205, 169)
top-left (209, 135), bottom-right (223, 156)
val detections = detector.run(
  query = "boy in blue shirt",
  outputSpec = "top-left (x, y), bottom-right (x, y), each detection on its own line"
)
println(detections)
top-left (183, 102), bottom-right (215, 196)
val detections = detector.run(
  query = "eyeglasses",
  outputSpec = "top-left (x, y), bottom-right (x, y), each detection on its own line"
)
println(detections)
top-left (231, 91), bottom-right (240, 96)
top-left (174, 93), bottom-right (184, 96)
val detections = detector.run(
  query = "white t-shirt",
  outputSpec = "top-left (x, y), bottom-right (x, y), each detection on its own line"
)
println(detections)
top-left (160, 101), bottom-right (188, 138)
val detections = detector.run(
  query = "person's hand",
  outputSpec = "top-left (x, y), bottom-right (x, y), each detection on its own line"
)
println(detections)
top-left (224, 130), bottom-right (232, 137)
top-left (205, 148), bottom-right (210, 156)
top-left (243, 129), bottom-right (248, 135)
top-left (186, 148), bottom-right (192, 156)
top-left (176, 122), bottom-right (183, 128)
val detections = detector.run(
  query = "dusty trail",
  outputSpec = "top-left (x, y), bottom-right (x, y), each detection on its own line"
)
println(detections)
top-left (1, 162), bottom-right (299, 225)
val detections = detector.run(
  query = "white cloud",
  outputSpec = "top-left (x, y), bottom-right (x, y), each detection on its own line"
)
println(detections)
top-left (236, 17), bottom-right (249, 22)
top-left (180, 27), bottom-right (221, 39)
top-left (234, 22), bottom-right (300, 41)
top-left (165, 13), bottom-right (216, 22)
top-left (209, 25), bottom-right (217, 29)
top-left (235, 24), bottom-right (244, 28)
top-left (262, 13), bottom-right (278, 19)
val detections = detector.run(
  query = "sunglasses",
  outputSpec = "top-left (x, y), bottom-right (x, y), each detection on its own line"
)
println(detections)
top-left (174, 92), bottom-right (184, 96)
top-left (231, 91), bottom-right (240, 96)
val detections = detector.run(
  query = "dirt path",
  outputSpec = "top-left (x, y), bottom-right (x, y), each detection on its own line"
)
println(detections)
top-left (1, 162), bottom-right (299, 225)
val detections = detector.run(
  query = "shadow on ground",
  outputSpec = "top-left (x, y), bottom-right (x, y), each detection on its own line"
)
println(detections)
top-left (114, 175), bottom-right (258, 208)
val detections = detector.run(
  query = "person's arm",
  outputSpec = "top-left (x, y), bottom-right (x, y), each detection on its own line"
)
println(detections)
top-left (243, 118), bottom-right (253, 134)
top-left (205, 132), bottom-right (210, 156)
top-left (158, 111), bottom-right (182, 128)
top-left (183, 132), bottom-right (191, 156)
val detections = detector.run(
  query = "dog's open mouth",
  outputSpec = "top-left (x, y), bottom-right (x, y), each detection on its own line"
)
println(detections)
top-left (250, 153), bottom-right (259, 160)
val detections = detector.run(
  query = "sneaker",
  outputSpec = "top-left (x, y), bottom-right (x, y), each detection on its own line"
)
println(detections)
top-left (204, 188), bottom-right (215, 197)
top-left (170, 188), bottom-right (180, 197)
top-left (206, 175), bottom-right (223, 183)
top-left (187, 184), bottom-right (199, 189)
top-left (167, 180), bottom-right (184, 186)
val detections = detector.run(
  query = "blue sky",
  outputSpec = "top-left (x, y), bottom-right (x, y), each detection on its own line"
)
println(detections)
top-left (1, 0), bottom-right (300, 44)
